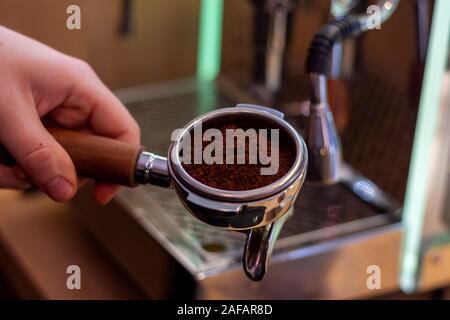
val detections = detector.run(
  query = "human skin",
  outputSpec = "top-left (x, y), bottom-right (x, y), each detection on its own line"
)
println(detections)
top-left (0, 26), bottom-right (141, 204)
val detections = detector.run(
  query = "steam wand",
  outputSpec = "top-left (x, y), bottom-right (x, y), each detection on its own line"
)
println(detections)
top-left (304, 0), bottom-right (399, 184)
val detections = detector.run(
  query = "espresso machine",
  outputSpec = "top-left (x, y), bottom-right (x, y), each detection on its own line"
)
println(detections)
top-left (73, 0), bottom-right (450, 299)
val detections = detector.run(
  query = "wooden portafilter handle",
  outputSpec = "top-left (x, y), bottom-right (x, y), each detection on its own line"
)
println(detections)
top-left (0, 127), bottom-right (147, 187)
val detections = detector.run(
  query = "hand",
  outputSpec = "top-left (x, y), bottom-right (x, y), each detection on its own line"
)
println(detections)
top-left (0, 26), bottom-right (141, 204)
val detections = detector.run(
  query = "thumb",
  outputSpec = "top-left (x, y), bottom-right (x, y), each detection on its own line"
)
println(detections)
top-left (0, 100), bottom-right (77, 202)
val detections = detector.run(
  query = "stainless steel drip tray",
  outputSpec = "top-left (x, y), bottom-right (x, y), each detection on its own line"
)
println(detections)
top-left (75, 78), bottom-right (403, 299)
top-left (117, 179), bottom-right (398, 279)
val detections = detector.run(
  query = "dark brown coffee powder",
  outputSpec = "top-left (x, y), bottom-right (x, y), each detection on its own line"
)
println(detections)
top-left (182, 124), bottom-right (295, 191)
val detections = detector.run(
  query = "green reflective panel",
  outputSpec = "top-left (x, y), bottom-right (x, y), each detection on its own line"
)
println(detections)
top-left (197, 0), bottom-right (224, 82)
top-left (400, 0), bottom-right (450, 293)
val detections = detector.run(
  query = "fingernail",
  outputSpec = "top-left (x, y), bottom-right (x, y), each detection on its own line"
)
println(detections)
top-left (44, 176), bottom-right (74, 202)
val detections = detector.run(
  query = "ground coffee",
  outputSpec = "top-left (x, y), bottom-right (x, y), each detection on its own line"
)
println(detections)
top-left (182, 123), bottom-right (295, 191)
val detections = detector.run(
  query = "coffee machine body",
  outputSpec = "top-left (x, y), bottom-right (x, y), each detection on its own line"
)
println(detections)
top-left (73, 0), bottom-right (450, 298)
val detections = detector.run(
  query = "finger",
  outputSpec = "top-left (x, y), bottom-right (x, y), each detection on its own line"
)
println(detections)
top-left (0, 165), bottom-right (31, 189)
top-left (49, 59), bottom-right (141, 145)
top-left (0, 93), bottom-right (77, 202)
top-left (12, 165), bottom-right (28, 180)
top-left (93, 182), bottom-right (121, 205)
top-left (47, 59), bottom-right (140, 204)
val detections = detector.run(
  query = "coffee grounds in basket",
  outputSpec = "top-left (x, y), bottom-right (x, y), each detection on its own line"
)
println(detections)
top-left (182, 124), bottom-right (295, 191)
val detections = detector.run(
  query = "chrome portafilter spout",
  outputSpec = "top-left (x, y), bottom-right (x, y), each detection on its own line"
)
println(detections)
top-left (243, 209), bottom-right (290, 280)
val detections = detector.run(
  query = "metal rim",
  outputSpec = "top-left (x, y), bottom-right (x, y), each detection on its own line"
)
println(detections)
top-left (168, 107), bottom-right (308, 202)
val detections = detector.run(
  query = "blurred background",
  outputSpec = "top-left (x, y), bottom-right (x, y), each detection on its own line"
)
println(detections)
top-left (0, 0), bottom-right (418, 88)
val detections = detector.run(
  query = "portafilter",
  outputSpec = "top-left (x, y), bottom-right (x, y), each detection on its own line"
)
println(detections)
top-left (0, 104), bottom-right (308, 281)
